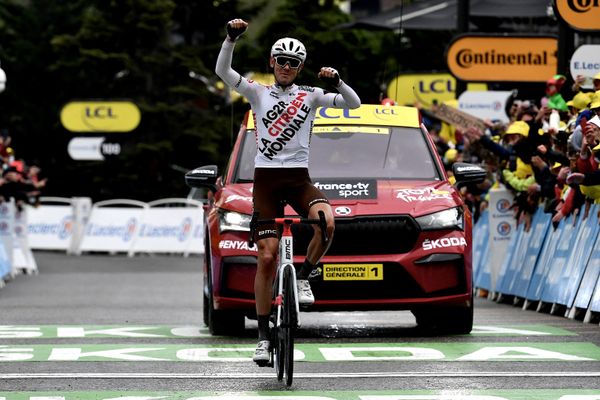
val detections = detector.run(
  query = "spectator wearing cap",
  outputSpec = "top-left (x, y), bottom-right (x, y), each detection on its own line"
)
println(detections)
top-left (567, 91), bottom-right (598, 152)
top-left (567, 115), bottom-right (600, 203)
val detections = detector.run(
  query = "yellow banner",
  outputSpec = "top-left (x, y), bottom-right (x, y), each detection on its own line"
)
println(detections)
top-left (61, 101), bottom-right (141, 132)
top-left (246, 104), bottom-right (420, 129)
top-left (447, 35), bottom-right (558, 82)
top-left (387, 73), bottom-right (487, 107)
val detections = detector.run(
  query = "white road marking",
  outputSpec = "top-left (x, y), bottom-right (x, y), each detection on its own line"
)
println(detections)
top-left (0, 371), bottom-right (599, 379)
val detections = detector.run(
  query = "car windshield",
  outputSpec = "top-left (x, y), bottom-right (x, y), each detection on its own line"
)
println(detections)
top-left (234, 125), bottom-right (441, 182)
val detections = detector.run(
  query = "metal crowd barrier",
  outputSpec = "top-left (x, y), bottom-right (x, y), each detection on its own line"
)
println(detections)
top-left (473, 201), bottom-right (600, 324)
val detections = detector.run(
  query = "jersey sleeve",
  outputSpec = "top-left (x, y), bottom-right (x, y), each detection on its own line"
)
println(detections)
top-left (311, 81), bottom-right (361, 109)
top-left (215, 39), bottom-right (259, 104)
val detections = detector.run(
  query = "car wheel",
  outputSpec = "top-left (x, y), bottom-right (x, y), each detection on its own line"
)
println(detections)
top-left (205, 259), bottom-right (245, 336)
top-left (412, 299), bottom-right (473, 335)
top-left (207, 283), bottom-right (245, 336)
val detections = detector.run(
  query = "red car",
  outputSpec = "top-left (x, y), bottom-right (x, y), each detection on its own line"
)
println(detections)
top-left (186, 104), bottom-right (486, 335)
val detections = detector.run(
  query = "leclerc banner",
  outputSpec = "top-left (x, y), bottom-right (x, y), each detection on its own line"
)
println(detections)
top-left (132, 199), bottom-right (204, 255)
top-left (446, 35), bottom-right (558, 82)
top-left (458, 90), bottom-right (513, 123)
top-left (555, 0), bottom-right (600, 31)
top-left (77, 200), bottom-right (146, 254)
top-left (27, 204), bottom-right (73, 250)
top-left (570, 45), bottom-right (600, 90)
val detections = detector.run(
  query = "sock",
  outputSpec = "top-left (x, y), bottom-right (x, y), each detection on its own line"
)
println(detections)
top-left (257, 314), bottom-right (270, 341)
top-left (297, 258), bottom-right (316, 280)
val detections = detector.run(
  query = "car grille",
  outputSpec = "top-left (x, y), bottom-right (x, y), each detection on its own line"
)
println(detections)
top-left (291, 215), bottom-right (419, 255)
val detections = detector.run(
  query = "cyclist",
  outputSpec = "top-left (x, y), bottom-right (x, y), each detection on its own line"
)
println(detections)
top-left (215, 18), bottom-right (361, 364)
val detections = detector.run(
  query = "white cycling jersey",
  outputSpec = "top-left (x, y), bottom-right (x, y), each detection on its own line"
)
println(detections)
top-left (216, 39), bottom-right (361, 168)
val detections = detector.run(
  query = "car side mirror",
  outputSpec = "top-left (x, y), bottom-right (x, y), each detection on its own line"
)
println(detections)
top-left (452, 162), bottom-right (486, 189)
top-left (185, 165), bottom-right (219, 192)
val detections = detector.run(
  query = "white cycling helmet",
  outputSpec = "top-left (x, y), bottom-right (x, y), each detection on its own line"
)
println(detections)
top-left (270, 37), bottom-right (307, 63)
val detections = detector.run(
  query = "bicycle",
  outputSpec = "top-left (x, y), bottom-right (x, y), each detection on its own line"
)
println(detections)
top-left (248, 210), bottom-right (328, 386)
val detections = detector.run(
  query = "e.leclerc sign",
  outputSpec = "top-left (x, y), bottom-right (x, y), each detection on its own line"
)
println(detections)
top-left (60, 101), bottom-right (141, 132)
top-left (446, 35), bottom-right (558, 82)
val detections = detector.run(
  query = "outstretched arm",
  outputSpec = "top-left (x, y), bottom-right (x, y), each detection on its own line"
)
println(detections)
top-left (315, 67), bottom-right (361, 109)
top-left (214, 19), bottom-right (257, 101)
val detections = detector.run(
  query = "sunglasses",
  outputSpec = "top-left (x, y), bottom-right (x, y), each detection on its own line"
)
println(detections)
top-left (274, 56), bottom-right (302, 69)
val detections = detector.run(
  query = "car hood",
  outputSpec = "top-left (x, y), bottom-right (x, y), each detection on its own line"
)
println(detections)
top-left (215, 180), bottom-right (463, 218)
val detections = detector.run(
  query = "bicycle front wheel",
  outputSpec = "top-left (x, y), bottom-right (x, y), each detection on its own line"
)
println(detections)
top-left (282, 264), bottom-right (297, 386)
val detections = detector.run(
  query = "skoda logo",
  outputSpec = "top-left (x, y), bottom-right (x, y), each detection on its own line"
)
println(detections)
top-left (335, 206), bottom-right (351, 216)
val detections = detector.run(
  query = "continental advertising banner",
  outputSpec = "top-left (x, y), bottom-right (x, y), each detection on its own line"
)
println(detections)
top-left (554, 0), bottom-right (600, 31)
top-left (446, 35), bottom-right (558, 82)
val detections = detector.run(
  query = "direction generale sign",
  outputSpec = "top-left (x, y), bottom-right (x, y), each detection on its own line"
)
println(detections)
top-left (446, 35), bottom-right (558, 82)
top-left (60, 101), bottom-right (141, 132)
top-left (555, 0), bottom-right (600, 31)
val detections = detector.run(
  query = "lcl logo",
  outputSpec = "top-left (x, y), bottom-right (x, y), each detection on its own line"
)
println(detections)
top-left (61, 101), bottom-right (141, 132)
top-left (85, 106), bottom-right (117, 119)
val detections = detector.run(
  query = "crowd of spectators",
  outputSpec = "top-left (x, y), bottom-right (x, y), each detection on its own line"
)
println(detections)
top-left (0, 131), bottom-right (47, 211)
top-left (421, 73), bottom-right (600, 230)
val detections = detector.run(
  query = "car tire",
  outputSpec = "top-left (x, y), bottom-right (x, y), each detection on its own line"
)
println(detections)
top-left (412, 299), bottom-right (473, 335)
top-left (204, 254), bottom-right (245, 336)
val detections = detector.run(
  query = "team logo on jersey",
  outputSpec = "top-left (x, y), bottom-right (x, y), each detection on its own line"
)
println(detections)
top-left (258, 92), bottom-right (312, 160)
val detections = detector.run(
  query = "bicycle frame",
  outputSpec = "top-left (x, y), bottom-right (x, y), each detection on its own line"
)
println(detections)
top-left (275, 219), bottom-right (300, 326)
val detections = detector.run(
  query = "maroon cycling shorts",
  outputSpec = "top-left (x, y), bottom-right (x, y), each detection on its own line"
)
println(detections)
top-left (253, 167), bottom-right (329, 241)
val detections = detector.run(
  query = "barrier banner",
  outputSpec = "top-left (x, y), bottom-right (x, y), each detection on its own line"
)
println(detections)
top-left (587, 260), bottom-right (600, 314)
top-left (509, 209), bottom-right (551, 299)
top-left (539, 213), bottom-right (579, 304)
top-left (574, 206), bottom-right (600, 313)
top-left (78, 202), bottom-right (146, 254)
top-left (487, 187), bottom-right (515, 292)
top-left (525, 217), bottom-right (564, 302)
top-left (495, 221), bottom-right (525, 295)
top-left (27, 205), bottom-right (73, 250)
top-left (185, 219), bottom-right (205, 256)
top-left (70, 197), bottom-right (92, 255)
top-left (472, 210), bottom-right (489, 283)
top-left (13, 207), bottom-right (37, 273)
top-left (559, 205), bottom-right (600, 309)
top-left (132, 207), bottom-right (203, 254)
top-left (0, 201), bottom-right (14, 277)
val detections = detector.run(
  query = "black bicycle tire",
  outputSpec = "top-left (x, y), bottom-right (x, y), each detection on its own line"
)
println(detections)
top-left (273, 271), bottom-right (284, 381)
top-left (283, 264), bottom-right (296, 386)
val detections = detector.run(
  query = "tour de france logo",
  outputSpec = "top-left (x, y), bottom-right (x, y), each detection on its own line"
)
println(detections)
top-left (496, 198), bottom-right (511, 213)
top-left (497, 221), bottom-right (512, 236)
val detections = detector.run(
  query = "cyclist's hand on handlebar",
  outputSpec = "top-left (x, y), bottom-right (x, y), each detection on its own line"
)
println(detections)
top-left (226, 18), bottom-right (248, 41)
top-left (318, 67), bottom-right (341, 87)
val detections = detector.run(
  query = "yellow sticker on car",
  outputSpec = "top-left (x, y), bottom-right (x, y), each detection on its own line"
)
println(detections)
top-left (312, 126), bottom-right (390, 135)
top-left (323, 264), bottom-right (383, 281)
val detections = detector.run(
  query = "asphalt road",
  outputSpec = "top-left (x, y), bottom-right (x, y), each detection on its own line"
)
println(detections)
top-left (0, 252), bottom-right (599, 398)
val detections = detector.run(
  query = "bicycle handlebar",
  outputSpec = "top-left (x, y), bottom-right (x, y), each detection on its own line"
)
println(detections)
top-left (248, 210), bottom-right (329, 248)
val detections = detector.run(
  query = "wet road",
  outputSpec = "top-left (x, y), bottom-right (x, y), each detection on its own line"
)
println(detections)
top-left (0, 252), bottom-right (599, 398)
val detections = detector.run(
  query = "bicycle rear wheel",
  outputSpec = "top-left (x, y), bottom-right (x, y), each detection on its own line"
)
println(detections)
top-left (282, 264), bottom-right (297, 386)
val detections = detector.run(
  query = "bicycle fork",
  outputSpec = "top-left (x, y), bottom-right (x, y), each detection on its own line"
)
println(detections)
top-left (275, 224), bottom-right (300, 328)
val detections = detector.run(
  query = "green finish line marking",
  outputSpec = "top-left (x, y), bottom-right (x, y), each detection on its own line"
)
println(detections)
top-left (0, 325), bottom-right (576, 339)
top-left (1, 342), bottom-right (598, 362)
top-left (1, 390), bottom-right (600, 400)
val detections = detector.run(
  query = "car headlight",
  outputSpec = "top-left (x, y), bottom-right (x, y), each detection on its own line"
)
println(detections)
top-left (219, 210), bottom-right (251, 232)
top-left (415, 207), bottom-right (464, 231)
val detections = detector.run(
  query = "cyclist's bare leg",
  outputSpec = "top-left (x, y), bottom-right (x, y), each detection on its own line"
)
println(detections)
top-left (255, 237), bottom-right (279, 315)
top-left (305, 202), bottom-right (335, 265)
